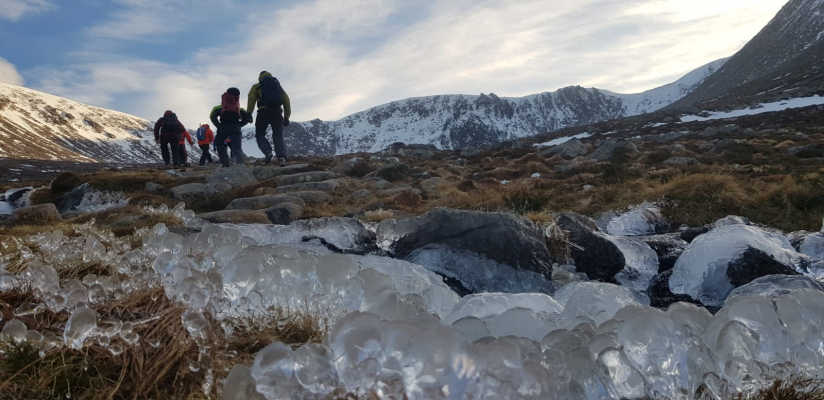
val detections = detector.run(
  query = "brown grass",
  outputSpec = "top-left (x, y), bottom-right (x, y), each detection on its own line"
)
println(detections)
top-left (392, 190), bottom-right (423, 209)
top-left (456, 180), bottom-right (480, 193)
top-left (360, 210), bottom-right (396, 223)
top-left (744, 378), bottom-right (824, 400)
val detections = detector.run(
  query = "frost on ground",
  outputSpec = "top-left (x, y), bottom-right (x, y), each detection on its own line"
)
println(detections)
top-left (1, 206), bottom-right (823, 399)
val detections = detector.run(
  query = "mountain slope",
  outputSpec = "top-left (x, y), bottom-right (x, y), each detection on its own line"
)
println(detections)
top-left (673, 0), bottom-right (824, 108)
top-left (280, 58), bottom-right (727, 155)
top-left (0, 83), bottom-right (155, 163)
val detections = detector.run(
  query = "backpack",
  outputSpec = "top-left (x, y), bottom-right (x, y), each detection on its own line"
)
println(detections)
top-left (221, 92), bottom-right (241, 123)
top-left (196, 126), bottom-right (206, 141)
top-left (259, 76), bottom-right (283, 108)
top-left (162, 113), bottom-right (180, 136)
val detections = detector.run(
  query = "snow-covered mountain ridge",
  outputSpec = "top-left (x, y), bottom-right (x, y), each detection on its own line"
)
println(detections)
top-left (282, 58), bottom-right (728, 155)
top-left (0, 83), bottom-right (155, 163)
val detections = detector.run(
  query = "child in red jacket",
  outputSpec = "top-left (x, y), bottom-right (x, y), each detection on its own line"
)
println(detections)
top-left (178, 129), bottom-right (195, 167)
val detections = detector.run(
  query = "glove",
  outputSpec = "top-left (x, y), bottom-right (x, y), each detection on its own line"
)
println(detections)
top-left (247, 114), bottom-right (254, 124)
top-left (283, 118), bottom-right (290, 127)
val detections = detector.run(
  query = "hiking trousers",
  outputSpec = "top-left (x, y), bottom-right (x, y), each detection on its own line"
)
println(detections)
top-left (178, 145), bottom-right (188, 164)
top-left (199, 144), bottom-right (213, 165)
top-left (215, 125), bottom-right (244, 167)
top-left (255, 107), bottom-right (286, 159)
top-left (160, 137), bottom-right (181, 167)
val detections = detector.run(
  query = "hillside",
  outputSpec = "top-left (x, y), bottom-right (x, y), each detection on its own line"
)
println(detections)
top-left (0, 83), bottom-right (156, 163)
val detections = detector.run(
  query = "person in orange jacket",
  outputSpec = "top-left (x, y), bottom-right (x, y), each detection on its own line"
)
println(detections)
top-left (195, 123), bottom-right (215, 165)
top-left (178, 128), bottom-right (195, 167)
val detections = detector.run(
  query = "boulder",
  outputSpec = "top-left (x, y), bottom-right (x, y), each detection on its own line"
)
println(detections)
top-left (700, 124), bottom-right (739, 137)
top-left (58, 182), bottom-right (92, 213)
top-left (663, 157), bottom-right (699, 166)
top-left (710, 139), bottom-right (739, 154)
top-left (206, 165), bottom-right (258, 187)
top-left (331, 157), bottom-right (364, 175)
top-left (197, 210), bottom-right (272, 225)
top-left (419, 177), bottom-right (448, 196)
top-left (253, 187), bottom-right (278, 196)
top-left (368, 179), bottom-right (395, 190)
top-left (604, 202), bottom-right (669, 236)
top-left (586, 140), bottom-right (639, 162)
top-left (390, 208), bottom-right (554, 280)
top-left (555, 212), bottom-right (626, 282)
top-left (282, 191), bottom-right (333, 206)
top-left (727, 275), bottom-right (824, 302)
top-left (170, 182), bottom-right (232, 201)
top-left (378, 187), bottom-right (422, 197)
top-left (539, 139), bottom-right (587, 159)
top-left (787, 144), bottom-right (818, 155)
top-left (225, 194), bottom-right (306, 210)
top-left (352, 189), bottom-right (371, 199)
top-left (646, 270), bottom-right (703, 309)
top-left (9, 204), bottom-right (63, 225)
top-left (251, 164), bottom-right (320, 181)
top-left (668, 224), bottom-right (809, 307)
top-left (262, 203), bottom-right (304, 225)
top-left (277, 180), bottom-right (340, 194)
top-left (5, 187), bottom-right (32, 207)
top-left (641, 234), bottom-right (688, 273)
top-left (384, 143), bottom-right (437, 159)
top-left (145, 182), bottom-right (164, 192)
top-left (376, 163), bottom-right (412, 182)
top-left (276, 171), bottom-right (339, 187)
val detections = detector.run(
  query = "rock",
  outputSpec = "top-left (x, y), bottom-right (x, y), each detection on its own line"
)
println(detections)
top-left (663, 157), bottom-right (699, 166)
top-left (556, 212), bottom-right (626, 282)
top-left (9, 204), bottom-right (63, 225)
top-left (225, 194), bottom-right (306, 210)
top-left (697, 142), bottom-right (715, 152)
top-left (250, 164), bottom-right (320, 181)
top-left (647, 270), bottom-right (703, 309)
top-left (262, 203), bottom-right (304, 225)
top-left (411, 172), bottom-right (432, 180)
top-left (679, 226), bottom-right (711, 243)
top-left (700, 124), bottom-right (739, 137)
top-left (641, 234), bottom-right (689, 273)
top-left (252, 187), bottom-right (278, 196)
top-left (276, 171), bottom-right (339, 186)
top-left (727, 275), bottom-right (824, 302)
top-left (714, 215), bottom-right (750, 228)
top-left (378, 187), bottom-right (422, 197)
top-left (384, 143), bottom-right (437, 159)
top-left (420, 177), bottom-right (448, 196)
top-left (170, 182), bottom-right (232, 201)
top-left (582, 185), bottom-right (594, 191)
top-left (697, 111), bottom-right (711, 118)
top-left (654, 131), bottom-right (691, 143)
top-left (586, 140), bottom-right (639, 162)
top-left (453, 158), bottom-right (468, 166)
top-left (461, 148), bottom-right (482, 157)
top-left (57, 182), bottom-right (92, 213)
top-left (539, 139), bottom-right (587, 159)
top-left (352, 189), bottom-right (371, 199)
top-left (376, 163), bottom-right (412, 182)
top-left (710, 139), bottom-right (740, 154)
top-left (277, 180), bottom-right (340, 194)
top-left (206, 165), bottom-right (258, 187)
top-left (282, 191), bottom-right (333, 206)
top-left (668, 224), bottom-right (808, 307)
top-left (6, 188), bottom-right (32, 207)
top-left (367, 179), bottom-right (395, 190)
top-left (332, 157), bottom-right (364, 175)
top-left (196, 210), bottom-right (272, 224)
top-left (145, 182), bottom-right (163, 192)
top-left (385, 209), bottom-right (555, 294)
top-left (788, 144), bottom-right (817, 155)
top-left (604, 202), bottom-right (669, 236)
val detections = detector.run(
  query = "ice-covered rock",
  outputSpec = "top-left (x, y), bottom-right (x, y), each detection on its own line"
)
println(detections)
top-left (555, 282), bottom-right (650, 327)
top-left (444, 293), bottom-right (562, 325)
top-left (669, 224), bottom-right (809, 307)
top-left (604, 235), bottom-right (659, 292)
top-left (604, 202), bottom-right (669, 236)
top-left (229, 217), bottom-right (376, 253)
top-left (798, 232), bottom-right (824, 260)
top-left (554, 212), bottom-right (626, 282)
top-left (727, 275), bottom-right (824, 301)
top-left (713, 215), bottom-right (751, 228)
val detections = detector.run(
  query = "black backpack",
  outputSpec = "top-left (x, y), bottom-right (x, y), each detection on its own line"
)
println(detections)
top-left (259, 76), bottom-right (283, 108)
top-left (162, 113), bottom-right (180, 136)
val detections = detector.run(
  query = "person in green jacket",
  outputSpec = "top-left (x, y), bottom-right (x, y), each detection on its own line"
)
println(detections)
top-left (247, 71), bottom-right (291, 166)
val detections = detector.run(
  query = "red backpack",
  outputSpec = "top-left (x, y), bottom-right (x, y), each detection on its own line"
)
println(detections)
top-left (220, 91), bottom-right (242, 123)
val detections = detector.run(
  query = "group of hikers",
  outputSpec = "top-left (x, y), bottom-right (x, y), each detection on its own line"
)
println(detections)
top-left (153, 71), bottom-right (292, 169)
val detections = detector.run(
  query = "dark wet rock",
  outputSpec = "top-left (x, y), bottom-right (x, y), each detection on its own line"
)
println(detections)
top-left (263, 203), bottom-right (304, 225)
top-left (556, 212), bottom-right (625, 282)
top-left (225, 194), bottom-right (306, 211)
top-left (376, 163), bottom-right (412, 182)
top-left (197, 210), bottom-right (272, 224)
top-left (539, 139), bottom-right (587, 160)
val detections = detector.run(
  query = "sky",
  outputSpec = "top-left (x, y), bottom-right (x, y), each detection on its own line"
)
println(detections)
top-left (0, 0), bottom-right (789, 125)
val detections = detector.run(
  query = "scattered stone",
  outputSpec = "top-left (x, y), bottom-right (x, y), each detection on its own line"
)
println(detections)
top-left (332, 157), bottom-right (364, 175)
top-left (196, 210), bottom-right (272, 225)
top-left (556, 212), bottom-right (625, 282)
top-left (586, 140), bottom-right (639, 162)
top-left (700, 124), bottom-right (739, 137)
top-left (376, 163), bottom-right (412, 182)
top-left (368, 179), bottom-right (395, 190)
top-left (250, 164), bottom-right (320, 181)
top-left (663, 157), bottom-right (699, 166)
top-left (10, 203), bottom-right (63, 225)
top-left (170, 182), bottom-right (232, 201)
top-left (352, 189), bottom-right (371, 199)
top-left (262, 203), bottom-right (304, 225)
top-left (206, 165), bottom-right (258, 187)
top-left (378, 187), bottom-right (422, 197)
top-left (453, 158), bottom-right (468, 166)
top-left (419, 177), bottom-right (448, 196)
top-left (383, 143), bottom-right (437, 159)
top-left (276, 171), bottom-right (339, 186)
top-left (282, 191), bottom-right (333, 206)
top-left (710, 139), bottom-right (740, 154)
top-left (788, 144), bottom-right (818, 154)
top-left (145, 182), bottom-right (163, 192)
top-left (460, 147), bottom-right (482, 157)
top-left (58, 182), bottom-right (92, 213)
top-left (253, 187), bottom-right (278, 196)
top-left (277, 180), bottom-right (340, 194)
top-left (225, 194), bottom-right (306, 210)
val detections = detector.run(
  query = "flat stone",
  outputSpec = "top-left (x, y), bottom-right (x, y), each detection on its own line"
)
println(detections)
top-left (281, 191), bottom-right (334, 206)
top-left (10, 203), bottom-right (63, 225)
top-left (251, 164), bottom-right (320, 181)
top-left (263, 203), bottom-right (304, 225)
top-left (277, 171), bottom-right (339, 186)
top-left (277, 180), bottom-right (340, 194)
top-left (225, 194), bottom-right (306, 210)
top-left (378, 187), bottom-right (421, 197)
top-left (376, 162), bottom-right (412, 182)
top-left (206, 165), bottom-right (258, 187)
top-left (420, 177), bottom-right (448, 196)
top-left (352, 189), bottom-right (371, 199)
top-left (539, 139), bottom-right (587, 159)
top-left (197, 210), bottom-right (272, 224)
top-left (145, 182), bottom-right (164, 192)
top-left (171, 182), bottom-right (232, 201)
top-left (369, 179), bottom-right (395, 190)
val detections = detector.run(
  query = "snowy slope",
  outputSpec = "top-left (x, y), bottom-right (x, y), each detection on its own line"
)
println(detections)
top-left (0, 83), bottom-right (156, 163)
top-left (277, 59), bottom-right (727, 155)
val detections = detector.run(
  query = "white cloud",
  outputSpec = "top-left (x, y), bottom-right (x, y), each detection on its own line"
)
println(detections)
top-left (87, 0), bottom-right (230, 40)
top-left (0, 0), bottom-right (56, 21)
top-left (0, 57), bottom-right (24, 86)
top-left (26, 0), bottom-right (789, 126)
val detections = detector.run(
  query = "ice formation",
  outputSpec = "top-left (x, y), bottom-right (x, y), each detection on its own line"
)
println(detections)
top-left (75, 189), bottom-right (131, 213)
top-left (605, 201), bottom-right (668, 236)
top-left (603, 234), bottom-right (659, 292)
top-left (669, 224), bottom-right (810, 307)
top-left (2, 203), bottom-right (824, 400)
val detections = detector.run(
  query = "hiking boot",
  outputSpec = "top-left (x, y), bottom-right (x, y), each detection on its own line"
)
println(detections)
top-left (278, 158), bottom-right (287, 167)
top-left (264, 154), bottom-right (273, 164)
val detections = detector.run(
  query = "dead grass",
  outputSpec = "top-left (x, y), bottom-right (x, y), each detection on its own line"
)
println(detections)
top-left (360, 209), bottom-right (396, 223)
top-left (744, 378), bottom-right (824, 400)
top-left (392, 190), bottom-right (423, 209)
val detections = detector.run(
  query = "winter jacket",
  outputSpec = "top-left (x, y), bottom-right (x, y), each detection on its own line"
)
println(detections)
top-left (178, 130), bottom-right (194, 146)
top-left (196, 125), bottom-right (214, 146)
top-left (209, 106), bottom-right (251, 129)
top-left (246, 72), bottom-right (291, 117)
top-left (153, 111), bottom-right (186, 141)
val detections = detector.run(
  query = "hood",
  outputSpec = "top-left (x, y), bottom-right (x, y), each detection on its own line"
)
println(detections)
top-left (258, 71), bottom-right (274, 82)
top-left (164, 110), bottom-right (174, 115)
top-left (201, 124), bottom-right (210, 128)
